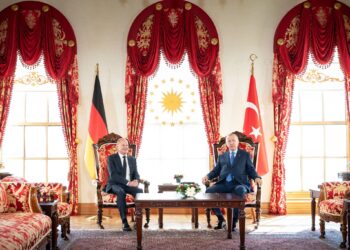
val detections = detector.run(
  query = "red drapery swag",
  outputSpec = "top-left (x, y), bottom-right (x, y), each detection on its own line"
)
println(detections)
top-left (270, 0), bottom-right (350, 214)
top-left (125, 0), bottom-right (222, 151)
top-left (0, 1), bottom-right (79, 214)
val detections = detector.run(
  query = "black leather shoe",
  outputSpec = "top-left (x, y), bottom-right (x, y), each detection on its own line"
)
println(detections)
top-left (122, 222), bottom-right (132, 231)
top-left (214, 220), bottom-right (226, 230)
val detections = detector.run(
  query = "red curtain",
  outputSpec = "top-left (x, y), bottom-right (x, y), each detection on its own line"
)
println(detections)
top-left (125, 0), bottom-right (222, 151)
top-left (270, 0), bottom-right (350, 214)
top-left (0, 1), bottom-right (79, 214)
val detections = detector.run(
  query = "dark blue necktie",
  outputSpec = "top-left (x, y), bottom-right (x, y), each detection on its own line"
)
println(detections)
top-left (226, 151), bottom-right (235, 182)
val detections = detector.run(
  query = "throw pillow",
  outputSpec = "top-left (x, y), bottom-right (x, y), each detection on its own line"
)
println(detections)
top-left (0, 184), bottom-right (8, 213)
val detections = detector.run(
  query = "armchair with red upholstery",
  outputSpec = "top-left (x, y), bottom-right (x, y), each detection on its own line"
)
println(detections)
top-left (1, 176), bottom-right (71, 240)
top-left (93, 132), bottom-right (150, 229)
top-left (205, 131), bottom-right (261, 229)
top-left (318, 181), bottom-right (350, 248)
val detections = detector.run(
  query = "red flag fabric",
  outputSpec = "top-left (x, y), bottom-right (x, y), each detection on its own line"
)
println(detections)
top-left (243, 75), bottom-right (269, 176)
top-left (84, 75), bottom-right (108, 179)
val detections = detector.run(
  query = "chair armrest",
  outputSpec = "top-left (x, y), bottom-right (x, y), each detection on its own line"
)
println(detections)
top-left (139, 179), bottom-right (150, 193)
top-left (255, 183), bottom-right (261, 205)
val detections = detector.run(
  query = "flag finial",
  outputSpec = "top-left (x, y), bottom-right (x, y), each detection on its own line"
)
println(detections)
top-left (96, 63), bottom-right (99, 76)
top-left (249, 54), bottom-right (257, 76)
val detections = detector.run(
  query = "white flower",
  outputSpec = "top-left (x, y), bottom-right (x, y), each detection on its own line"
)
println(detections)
top-left (185, 187), bottom-right (196, 197)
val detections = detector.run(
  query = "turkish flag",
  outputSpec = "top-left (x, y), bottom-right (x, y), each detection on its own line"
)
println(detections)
top-left (243, 75), bottom-right (269, 176)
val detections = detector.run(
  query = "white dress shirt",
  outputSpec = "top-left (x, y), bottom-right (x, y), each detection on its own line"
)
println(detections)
top-left (118, 154), bottom-right (130, 181)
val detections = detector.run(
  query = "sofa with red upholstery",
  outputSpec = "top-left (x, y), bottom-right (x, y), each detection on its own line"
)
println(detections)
top-left (0, 182), bottom-right (52, 249)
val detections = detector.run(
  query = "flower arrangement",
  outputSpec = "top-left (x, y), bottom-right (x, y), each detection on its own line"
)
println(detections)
top-left (176, 183), bottom-right (201, 198)
top-left (174, 174), bottom-right (184, 183)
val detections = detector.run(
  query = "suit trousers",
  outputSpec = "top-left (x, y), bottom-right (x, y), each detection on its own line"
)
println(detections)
top-left (206, 181), bottom-right (247, 222)
top-left (109, 184), bottom-right (143, 222)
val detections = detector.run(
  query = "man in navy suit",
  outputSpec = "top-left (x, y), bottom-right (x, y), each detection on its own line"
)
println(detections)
top-left (106, 137), bottom-right (143, 231)
top-left (202, 132), bottom-right (262, 231)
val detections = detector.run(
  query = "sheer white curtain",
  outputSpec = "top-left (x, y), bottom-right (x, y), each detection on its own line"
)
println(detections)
top-left (138, 53), bottom-right (209, 193)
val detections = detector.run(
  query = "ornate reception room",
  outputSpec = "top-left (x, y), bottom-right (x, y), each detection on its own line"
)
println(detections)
top-left (0, 0), bottom-right (349, 249)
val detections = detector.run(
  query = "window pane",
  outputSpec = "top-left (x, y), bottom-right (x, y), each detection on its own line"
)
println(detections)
top-left (183, 158), bottom-right (208, 190)
top-left (25, 160), bottom-right (45, 182)
top-left (325, 125), bottom-right (347, 157)
top-left (160, 126), bottom-right (183, 159)
top-left (290, 92), bottom-right (300, 122)
top-left (139, 124), bottom-right (161, 157)
top-left (48, 126), bottom-right (68, 157)
top-left (183, 124), bottom-right (208, 158)
top-left (285, 159), bottom-right (301, 191)
top-left (48, 92), bottom-right (61, 122)
top-left (301, 126), bottom-right (324, 157)
top-left (300, 91), bottom-right (322, 121)
top-left (26, 92), bottom-right (47, 122)
top-left (302, 158), bottom-right (324, 191)
top-left (325, 158), bottom-right (347, 181)
top-left (8, 91), bottom-right (25, 123)
top-left (324, 91), bottom-right (345, 121)
top-left (3, 160), bottom-right (23, 177)
top-left (48, 160), bottom-right (69, 186)
top-left (25, 126), bottom-right (46, 157)
top-left (3, 126), bottom-right (24, 157)
top-left (285, 126), bottom-right (301, 157)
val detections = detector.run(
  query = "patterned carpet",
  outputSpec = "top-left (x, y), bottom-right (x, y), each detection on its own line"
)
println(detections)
top-left (58, 228), bottom-right (341, 250)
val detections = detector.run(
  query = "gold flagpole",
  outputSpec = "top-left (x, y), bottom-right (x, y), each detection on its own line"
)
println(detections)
top-left (87, 63), bottom-right (111, 222)
top-left (250, 54), bottom-right (257, 76)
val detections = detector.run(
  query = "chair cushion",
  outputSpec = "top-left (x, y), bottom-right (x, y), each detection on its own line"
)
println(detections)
top-left (57, 202), bottom-right (72, 218)
top-left (1, 176), bottom-right (27, 182)
top-left (0, 184), bottom-right (8, 213)
top-left (319, 199), bottom-right (343, 216)
top-left (97, 143), bottom-right (118, 188)
top-left (322, 181), bottom-right (350, 200)
top-left (101, 191), bottom-right (135, 205)
top-left (1, 182), bottom-right (31, 212)
top-left (0, 213), bottom-right (51, 250)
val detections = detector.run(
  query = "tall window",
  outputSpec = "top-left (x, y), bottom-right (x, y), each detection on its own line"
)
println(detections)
top-left (2, 56), bottom-right (69, 185)
top-left (285, 51), bottom-right (349, 192)
top-left (138, 53), bottom-right (209, 193)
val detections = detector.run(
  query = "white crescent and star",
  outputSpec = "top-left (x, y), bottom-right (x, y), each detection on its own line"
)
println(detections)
top-left (245, 102), bottom-right (261, 140)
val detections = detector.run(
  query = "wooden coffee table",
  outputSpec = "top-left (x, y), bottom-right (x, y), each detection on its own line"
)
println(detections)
top-left (135, 192), bottom-right (246, 250)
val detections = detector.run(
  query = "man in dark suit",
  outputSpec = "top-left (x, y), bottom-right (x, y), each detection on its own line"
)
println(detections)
top-left (202, 132), bottom-right (262, 231)
top-left (106, 137), bottom-right (143, 231)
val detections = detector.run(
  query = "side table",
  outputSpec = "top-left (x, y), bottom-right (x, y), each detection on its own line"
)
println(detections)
top-left (158, 183), bottom-right (198, 228)
top-left (40, 200), bottom-right (58, 250)
top-left (310, 188), bottom-right (320, 231)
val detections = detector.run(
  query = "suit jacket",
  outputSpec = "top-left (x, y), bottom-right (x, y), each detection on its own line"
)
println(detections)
top-left (207, 149), bottom-right (260, 191)
top-left (106, 153), bottom-right (140, 193)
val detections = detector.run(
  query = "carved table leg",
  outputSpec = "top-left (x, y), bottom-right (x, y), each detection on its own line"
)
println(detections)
top-left (136, 207), bottom-right (143, 250)
top-left (158, 208), bottom-right (163, 229)
top-left (194, 208), bottom-right (199, 228)
top-left (227, 208), bottom-right (232, 239)
top-left (239, 208), bottom-right (246, 250)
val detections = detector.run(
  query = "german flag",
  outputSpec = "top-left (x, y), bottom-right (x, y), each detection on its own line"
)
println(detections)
top-left (84, 74), bottom-right (108, 179)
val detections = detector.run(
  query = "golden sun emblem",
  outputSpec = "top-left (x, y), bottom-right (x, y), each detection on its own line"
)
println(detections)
top-left (161, 89), bottom-right (184, 115)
